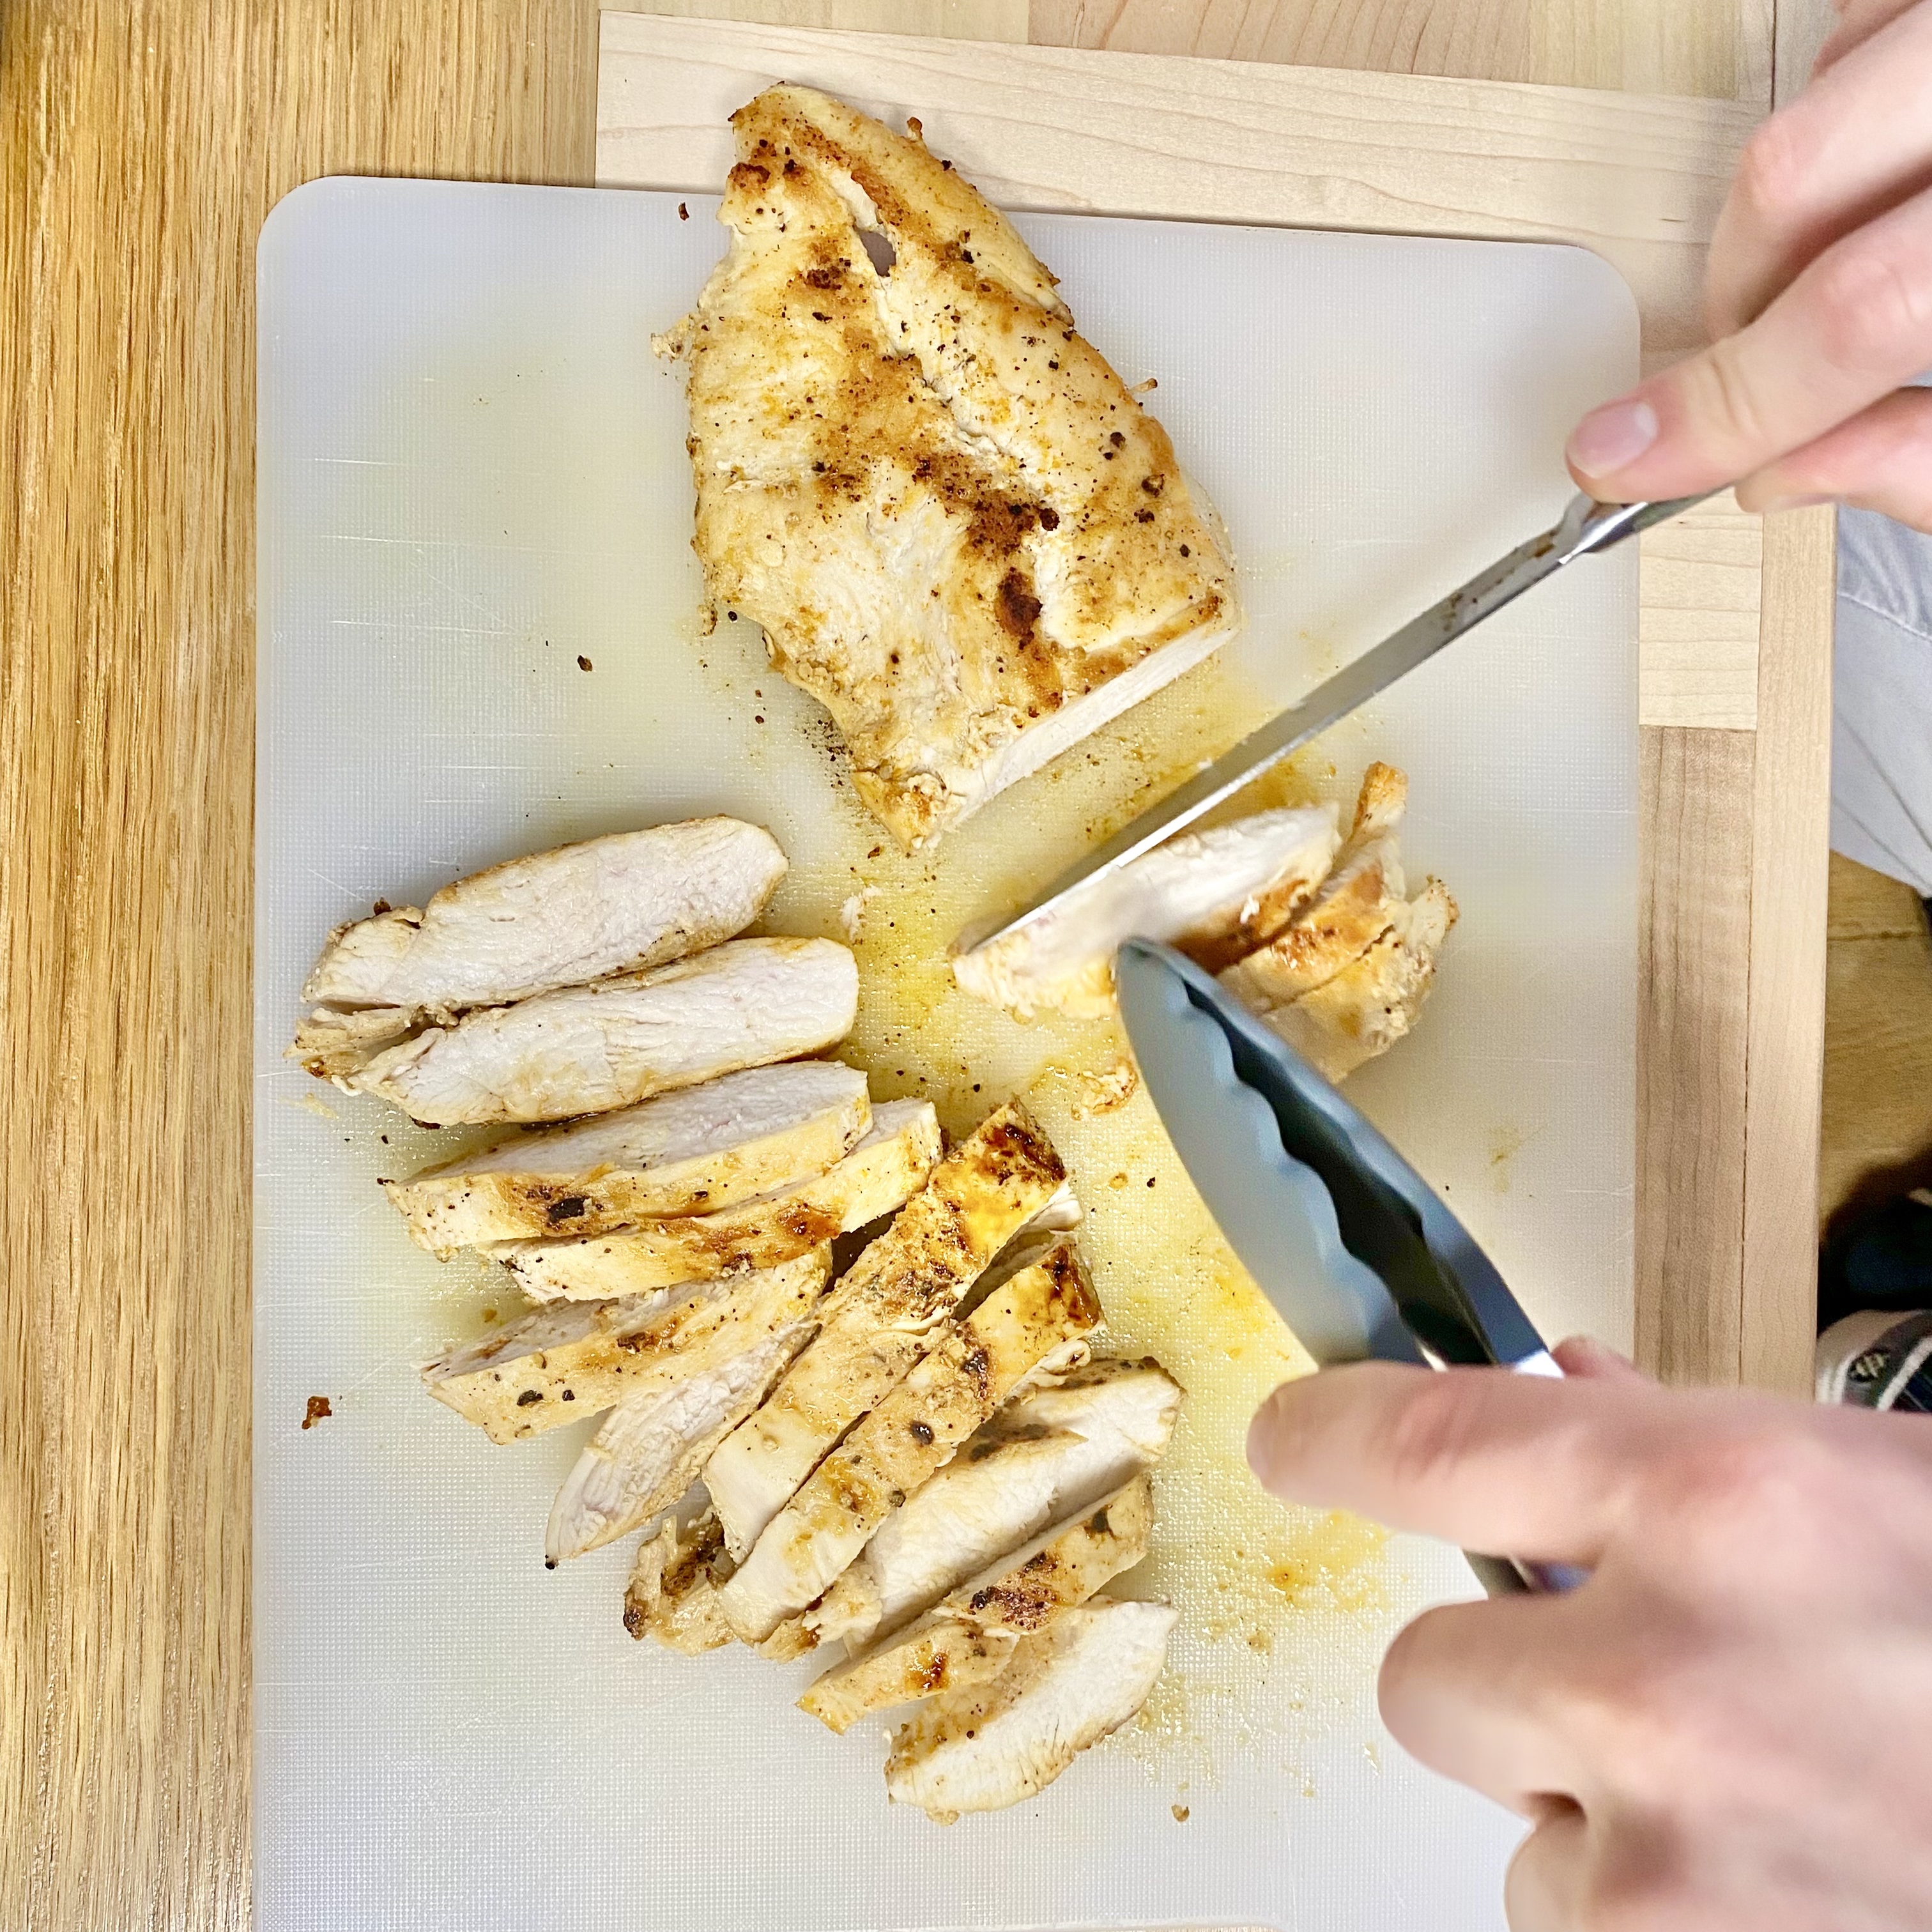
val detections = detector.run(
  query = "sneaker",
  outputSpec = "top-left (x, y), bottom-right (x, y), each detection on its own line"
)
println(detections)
top-left (1816, 1308), bottom-right (1932, 1411)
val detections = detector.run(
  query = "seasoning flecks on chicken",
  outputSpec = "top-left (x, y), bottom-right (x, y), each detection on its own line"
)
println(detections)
top-left (1209, 763), bottom-right (1459, 1078)
top-left (702, 1101), bottom-right (1068, 1560)
top-left (717, 1240), bottom-right (1103, 1643)
top-left (1218, 762), bottom-right (1411, 1010)
top-left (806, 1356), bottom-right (1183, 1651)
top-left (386, 1062), bottom-right (873, 1255)
top-left (952, 804), bottom-right (1340, 1020)
top-left (341, 936), bottom-right (858, 1126)
top-left (622, 1510), bottom-right (737, 1653)
top-left (661, 85), bottom-right (1241, 850)
top-left (1259, 877), bottom-right (1458, 1081)
top-left (298, 820), bottom-right (786, 1029)
top-left (491, 1100), bottom-right (940, 1301)
top-left (420, 1245), bottom-right (832, 1444)
top-left (884, 1597), bottom-right (1177, 1820)
top-left (544, 1319), bottom-right (816, 1565)
top-left (799, 1473), bottom-right (1152, 1733)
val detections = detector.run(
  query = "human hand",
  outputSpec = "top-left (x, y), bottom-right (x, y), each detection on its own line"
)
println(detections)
top-left (1565, 0), bottom-right (1932, 530)
top-left (1247, 1338), bottom-right (1932, 1929)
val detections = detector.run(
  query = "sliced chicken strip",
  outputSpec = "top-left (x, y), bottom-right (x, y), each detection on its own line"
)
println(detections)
top-left (622, 1510), bottom-right (736, 1654)
top-left (300, 818), bottom-right (786, 1017)
top-left (1259, 878), bottom-right (1457, 1082)
top-left (383, 1062), bottom-right (871, 1254)
top-left (1219, 762), bottom-right (1409, 1009)
top-left (543, 1319), bottom-right (815, 1566)
top-left (420, 1246), bottom-right (831, 1444)
top-left (953, 804), bottom-right (1339, 1020)
top-left (493, 1100), bottom-right (940, 1300)
top-left (800, 1474), bottom-right (1151, 1733)
top-left (288, 1004), bottom-right (417, 1082)
top-left (703, 1102), bottom-right (1068, 1560)
top-left (344, 937), bottom-right (858, 1126)
top-left (665, 86), bottom-right (1239, 850)
top-left (806, 1356), bottom-right (1183, 1649)
top-left (885, 1597), bottom-right (1177, 1820)
top-left (717, 1240), bottom-right (1103, 1642)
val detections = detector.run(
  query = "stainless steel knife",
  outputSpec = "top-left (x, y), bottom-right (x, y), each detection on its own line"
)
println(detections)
top-left (972, 489), bottom-right (1705, 956)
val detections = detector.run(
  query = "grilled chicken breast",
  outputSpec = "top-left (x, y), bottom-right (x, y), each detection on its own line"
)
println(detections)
top-left (806, 1356), bottom-right (1183, 1649)
top-left (298, 819), bottom-right (786, 1021)
top-left (1260, 877), bottom-right (1457, 1080)
top-left (288, 1004), bottom-right (417, 1082)
top-left (1218, 763), bottom-right (1409, 1009)
top-left (342, 937), bottom-right (858, 1126)
top-left (953, 804), bottom-right (1340, 1020)
top-left (386, 1062), bottom-right (873, 1255)
top-left (799, 1474), bottom-right (1151, 1733)
top-left (717, 1241), bottom-right (1102, 1642)
top-left (492, 1100), bottom-right (940, 1300)
top-left (662, 85), bottom-right (1241, 850)
top-left (420, 1246), bottom-right (831, 1443)
top-left (622, 1510), bottom-right (737, 1653)
top-left (544, 1319), bottom-right (815, 1565)
top-left (702, 1102), bottom-right (1067, 1560)
top-left (884, 1597), bottom-right (1176, 1819)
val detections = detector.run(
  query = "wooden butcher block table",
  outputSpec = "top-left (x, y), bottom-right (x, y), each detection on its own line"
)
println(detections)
top-left (0, 1), bottom-right (1837, 1926)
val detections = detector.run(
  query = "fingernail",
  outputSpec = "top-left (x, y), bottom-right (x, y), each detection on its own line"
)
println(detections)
top-left (1567, 397), bottom-right (1660, 478)
top-left (1757, 492), bottom-right (1836, 513)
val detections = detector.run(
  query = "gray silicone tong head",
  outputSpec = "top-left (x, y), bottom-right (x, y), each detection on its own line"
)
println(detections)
top-left (1114, 939), bottom-right (1583, 1598)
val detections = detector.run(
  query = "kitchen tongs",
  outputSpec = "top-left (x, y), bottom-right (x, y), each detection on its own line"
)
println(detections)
top-left (1114, 939), bottom-right (1585, 1598)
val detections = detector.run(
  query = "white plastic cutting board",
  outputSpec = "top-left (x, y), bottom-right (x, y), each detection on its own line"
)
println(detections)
top-left (256, 178), bottom-right (1639, 1932)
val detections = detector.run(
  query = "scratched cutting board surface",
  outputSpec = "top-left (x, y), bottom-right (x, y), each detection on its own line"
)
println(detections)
top-left (255, 177), bottom-right (1638, 1932)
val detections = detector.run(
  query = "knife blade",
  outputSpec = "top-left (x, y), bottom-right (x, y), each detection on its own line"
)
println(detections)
top-left (970, 489), bottom-right (1705, 956)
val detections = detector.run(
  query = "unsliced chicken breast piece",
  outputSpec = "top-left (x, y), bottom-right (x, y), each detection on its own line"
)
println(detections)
top-left (808, 1356), bottom-right (1183, 1649)
top-left (718, 1241), bottom-right (1102, 1642)
top-left (622, 1510), bottom-right (736, 1653)
top-left (544, 1319), bottom-right (815, 1565)
top-left (663, 86), bottom-right (1241, 851)
top-left (343, 937), bottom-right (858, 1126)
top-left (703, 1102), bottom-right (1068, 1560)
top-left (801, 1474), bottom-right (1152, 1733)
top-left (1220, 763), bottom-right (1409, 1008)
top-left (1259, 878), bottom-right (1457, 1082)
top-left (492, 1100), bottom-right (940, 1300)
top-left (420, 1246), bottom-right (831, 1444)
top-left (884, 1597), bottom-right (1177, 1819)
top-left (953, 805), bottom-right (1340, 1020)
top-left (300, 818), bottom-right (786, 1016)
top-left (383, 1062), bottom-right (871, 1254)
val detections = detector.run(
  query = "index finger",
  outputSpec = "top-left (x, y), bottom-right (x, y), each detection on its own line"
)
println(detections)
top-left (1245, 1361), bottom-right (1660, 1565)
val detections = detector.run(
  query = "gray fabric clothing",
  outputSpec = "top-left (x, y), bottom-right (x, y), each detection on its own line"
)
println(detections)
top-left (1832, 507), bottom-right (1932, 896)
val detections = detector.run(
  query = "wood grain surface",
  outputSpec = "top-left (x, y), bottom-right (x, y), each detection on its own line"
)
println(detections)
top-left (0, 3), bottom-right (1831, 1928)
top-left (1821, 855), bottom-right (1932, 1227)
top-left (1032, 0), bottom-right (1774, 98)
